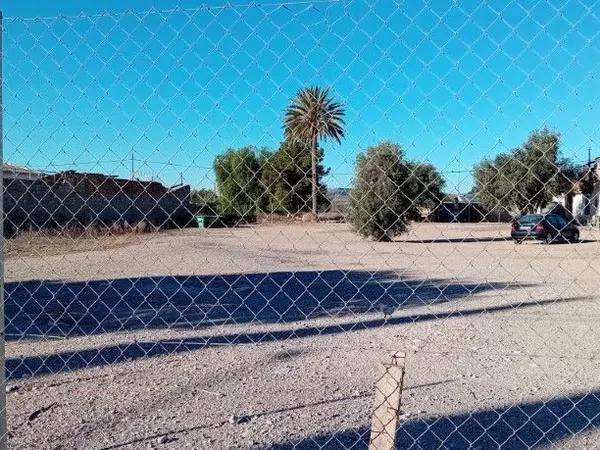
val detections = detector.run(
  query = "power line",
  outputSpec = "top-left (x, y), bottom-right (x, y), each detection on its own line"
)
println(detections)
top-left (7, 0), bottom-right (345, 21)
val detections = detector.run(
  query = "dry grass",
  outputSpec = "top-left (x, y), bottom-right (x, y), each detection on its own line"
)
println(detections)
top-left (6, 221), bottom-right (160, 258)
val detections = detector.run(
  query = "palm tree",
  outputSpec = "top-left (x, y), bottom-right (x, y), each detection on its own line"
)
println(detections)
top-left (283, 86), bottom-right (345, 216)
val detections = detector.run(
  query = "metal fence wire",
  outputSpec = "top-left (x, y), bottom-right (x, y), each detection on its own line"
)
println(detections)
top-left (2, 1), bottom-right (600, 449)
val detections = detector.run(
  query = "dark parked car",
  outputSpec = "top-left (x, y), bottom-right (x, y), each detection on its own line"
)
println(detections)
top-left (511, 213), bottom-right (580, 244)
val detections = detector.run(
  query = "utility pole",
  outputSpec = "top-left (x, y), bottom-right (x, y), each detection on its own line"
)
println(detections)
top-left (457, 149), bottom-right (461, 196)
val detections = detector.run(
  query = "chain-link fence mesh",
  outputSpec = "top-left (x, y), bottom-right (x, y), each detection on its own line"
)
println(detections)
top-left (3, 1), bottom-right (600, 448)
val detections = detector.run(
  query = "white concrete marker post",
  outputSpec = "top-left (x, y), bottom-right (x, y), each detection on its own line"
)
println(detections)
top-left (369, 352), bottom-right (406, 450)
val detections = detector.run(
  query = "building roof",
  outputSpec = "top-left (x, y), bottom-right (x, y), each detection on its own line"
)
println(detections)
top-left (3, 163), bottom-right (48, 178)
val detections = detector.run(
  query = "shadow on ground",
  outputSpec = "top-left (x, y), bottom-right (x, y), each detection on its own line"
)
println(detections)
top-left (6, 270), bottom-right (520, 341)
top-left (8, 269), bottom-right (562, 379)
top-left (396, 237), bottom-right (512, 244)
top-left (395, 236), bottom-right (597, 244)
top-left (7, 293), bottom-right (585, 379)
top-left (268, 389), bottom-right (600, 449)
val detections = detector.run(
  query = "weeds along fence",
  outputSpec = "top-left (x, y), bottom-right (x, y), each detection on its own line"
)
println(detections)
top-left (2, 1), bottom-right (600, 449)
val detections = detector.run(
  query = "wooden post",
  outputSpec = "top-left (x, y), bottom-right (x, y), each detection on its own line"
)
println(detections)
top-left (369, 352), bottom-right (406, 450)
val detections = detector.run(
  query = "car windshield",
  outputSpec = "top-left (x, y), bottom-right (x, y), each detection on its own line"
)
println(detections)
top-left (518, 214), bottom-right (544, 225)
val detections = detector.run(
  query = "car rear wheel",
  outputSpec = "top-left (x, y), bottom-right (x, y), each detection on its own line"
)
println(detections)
top-left (570, 231), bottom-right (580, 243)
top-left (544, 232), bottom-right (555, 244)
top-left (514, 239), bottom-right (522, 244)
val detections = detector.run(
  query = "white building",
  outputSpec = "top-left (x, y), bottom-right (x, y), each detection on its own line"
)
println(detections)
top-left (566, 158), bottom-right (600, 225)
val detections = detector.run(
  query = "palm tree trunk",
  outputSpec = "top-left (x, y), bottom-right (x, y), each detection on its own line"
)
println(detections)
top-left (311, 134), bottom-right (318, 216)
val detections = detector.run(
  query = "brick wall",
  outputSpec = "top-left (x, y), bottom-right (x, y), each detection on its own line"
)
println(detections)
top-left (4, 172), bottom-right (193, 236)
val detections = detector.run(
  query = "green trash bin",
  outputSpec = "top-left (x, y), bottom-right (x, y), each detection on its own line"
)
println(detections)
top-left (195, 215), bottom-right (219, 228)
top-left (195, 215), bottom-right (208, 228)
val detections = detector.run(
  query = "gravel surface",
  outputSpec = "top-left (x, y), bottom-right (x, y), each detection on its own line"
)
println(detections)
top-left (5, 222), bottom-right (600, 449)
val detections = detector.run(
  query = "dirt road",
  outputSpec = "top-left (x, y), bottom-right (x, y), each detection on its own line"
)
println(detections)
top-left (6, 223), bottom-right (600, 449)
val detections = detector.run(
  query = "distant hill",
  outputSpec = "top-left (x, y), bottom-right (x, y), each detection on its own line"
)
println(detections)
top-left (326, 187), bottom-right (350, 214)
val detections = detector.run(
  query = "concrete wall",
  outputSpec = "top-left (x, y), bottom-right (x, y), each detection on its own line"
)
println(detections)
top-left (572, 193), bottom-right (587, 222)
top-left (4, 172), bottom-right (192, 236)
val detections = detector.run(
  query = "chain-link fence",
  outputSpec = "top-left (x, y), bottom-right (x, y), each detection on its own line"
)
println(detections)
top-left (3, 1), bottom-right (600, 448)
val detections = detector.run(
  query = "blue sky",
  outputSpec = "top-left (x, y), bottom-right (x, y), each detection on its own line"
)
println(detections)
top-left (3, 0), bottom-right (600, 191)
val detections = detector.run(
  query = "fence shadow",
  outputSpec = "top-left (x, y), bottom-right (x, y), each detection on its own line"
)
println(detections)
top-left (396, 237), bottom-right (598, 244)
top-left (268, 389), bottom-right (600, 449)
top-left (395, 237), bottom-right (512, 244)
top-left (6, 270), bottom-right (519, 341)
top-left (7, 293), bottom-right (585, 380)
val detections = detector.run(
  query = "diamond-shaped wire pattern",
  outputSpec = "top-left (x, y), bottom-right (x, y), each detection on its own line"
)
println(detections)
top-left (3, 1), bottom-right (600, 448)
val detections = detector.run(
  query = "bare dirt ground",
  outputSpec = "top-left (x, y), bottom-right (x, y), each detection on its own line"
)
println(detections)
top-left (6, 222), bottom-right (600, 449)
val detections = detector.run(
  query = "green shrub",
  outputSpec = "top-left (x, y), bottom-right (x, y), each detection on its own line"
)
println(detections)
top-left (261, 140), bottom-right (329, 215)
top-left (348, 142), bottom-right (413, 241)
top-left (474, 129), bottom-right (576, 215)
top-left (348, 141), bottom-right (446, 241)
top-left (190, 188), bottom-right (220, 215)
top-left (213, 147), bottom-right (264, 217)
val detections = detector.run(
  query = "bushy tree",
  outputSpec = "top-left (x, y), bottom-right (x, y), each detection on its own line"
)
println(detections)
top-left (554, 159), bottom-right (580, 195)
top-left (213, 147), bottom-right (264, 217)
top-left (512, 130), bottom-right (562, 212)
top-left (474, 153), bottom-right (517, 213)
top-left (574, 163), bottom-right (598, 195)
top-left (404, 161), bottom-right (445, 217)
top-left (474, 129), bottom-right (576, 215)
top-left (261, 140), bottom-right (329, 214)
top-left (348, 142), bottom-right (414, 241)
top-left (190, 188), bottom-right (220, 215)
